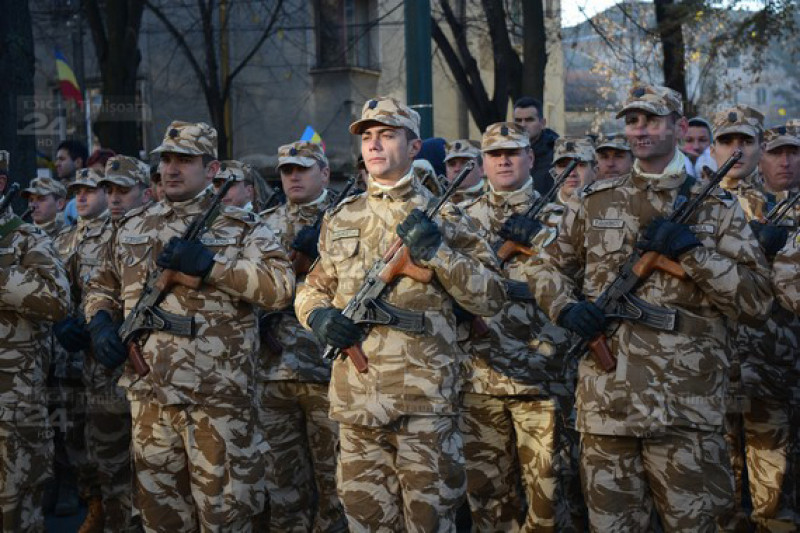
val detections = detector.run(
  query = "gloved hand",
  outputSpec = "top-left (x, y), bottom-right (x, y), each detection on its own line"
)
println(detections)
top-left (749, 221), bottom-right (788, 257)
top-left (156, 237), bottom-right (215, 278)
top-left (87, 311), bottom-right (127, 369)
top-left (53, 316), bottom-right (91, 353)
top-left (291, 225), bottom-right (321, 260)
top-left (396, 208), bottom-right (442, 262)
top-left (638, 217), bottom-right (701, 259)
top-left (557, 301), bottom-right (606, 341)
top-left (308, 307), bottom-right (362, 349)
top-left (498, 214), bottom-right (542, 245)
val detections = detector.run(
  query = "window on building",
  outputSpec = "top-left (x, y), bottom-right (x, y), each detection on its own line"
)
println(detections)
top-left (315, 0), bottom-right (377, 70)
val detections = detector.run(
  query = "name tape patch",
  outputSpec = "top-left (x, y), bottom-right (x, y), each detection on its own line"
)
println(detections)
top-left (120, 235), bottom-right (149, 245)
top-left (591, 219), bottom-right (624, 229)
top-left (332, 229), bottom-right (360, 241)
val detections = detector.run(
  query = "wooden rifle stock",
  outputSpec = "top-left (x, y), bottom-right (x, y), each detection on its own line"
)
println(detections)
top-left (289, 249), bottom-right (314, 277)
top-left (496, 240), bottom-right (534, 263)
top-left (127, 342), bottom-right (150, 377)
top-left (343, 345), bottom-right (369, 373)
top-left (154, 269), bottom-right (203, 292)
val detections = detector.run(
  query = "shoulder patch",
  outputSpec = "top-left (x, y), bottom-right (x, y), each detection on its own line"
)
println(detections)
top-left (221, 206), bottom-right (259, 225)
top-left (118, 201), bottom-right (158, 226)
top-left (582, 174), bottom-right (627, 196)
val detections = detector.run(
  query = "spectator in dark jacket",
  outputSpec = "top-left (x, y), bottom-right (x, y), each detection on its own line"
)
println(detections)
top-left (513, 97), bottom-right (559, 195)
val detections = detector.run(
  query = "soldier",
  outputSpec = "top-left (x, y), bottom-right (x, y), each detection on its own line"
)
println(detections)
top-left (594, 133), bottom-right (633, 181)
top-left (530, 85), bottom-right (773, 531)
top-left (552, 137), bottom-right (597, 202)
top-left (0, 170), bottom-right (72, 530)
top-left (83, 121), bottom-right (294, 532)
top-left (295, 96), bottom-right (505, 531)
top-left (102, 155), bottom-right (153, 221)
top-left (22, 176), bottom-right (67, 238)
top-left (212, 160), bottom-right (255, 210)
top-left (256, 141), bottom-right (346, 532)
top-left (443, 139), bottom-right (485, 205)
top-left (773, 231), bottom-right (800, 315)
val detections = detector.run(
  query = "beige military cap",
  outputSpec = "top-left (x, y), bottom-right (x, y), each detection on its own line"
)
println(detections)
top-left (595, 133), bottom-right (630, 152)
top-left (553, 137), bottom-right (596, 164)
top-left (100, 155), bottom-right (150, 188)
top-left (444, 139), bottom-right (481, 162)
top-left (276, 141), bottom-right (328, 169)
top-left (349, 97), bottom-right (421, 138)
top-left (481, 122), bottom-right (530, 152)
top-left (763, 124), bottom-right (800, 152)
top-left (712, 105), bottom-right (764, 139)
top-left (785, 118), bottom-right (800, 137)
top-left (151, 121), bottom-right (218, 158)
top-left (68, 168), bottom-right (104, 191)
top-left (0, 151), bottom-right (8, 174)
top-left (22, 176), bottom-right (67, 199)
top-left (616, 85), bottom-right (684, 118)
top-left (214, 160), bottom-right (250, 183)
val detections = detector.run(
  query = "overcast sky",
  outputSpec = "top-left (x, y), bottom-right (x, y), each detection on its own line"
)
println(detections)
top-left (561, 0), bottom-right (626, 27)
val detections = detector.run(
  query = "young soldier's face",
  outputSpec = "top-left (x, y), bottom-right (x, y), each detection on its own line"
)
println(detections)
top-left (624, 112), bottom-right (680, 162)
top-left (483, 148), bottom-right (533, 192)
top-left (213, 179), bottom-right (254, 209)
top-left (360, 125), bottom-right (421, 183)
top-left (760, 145), bottom-right (800, 192)
top-left (159, 153), bottom-right (218, 202)
top-left (596, 148), bottom-right (633, 180)
top-left (555, 158), bottom-right (597, 197)
top-left (445, 157), bottom-right (483, 189)
top-left (279, 163), bottom-right (329, 204)
top-left (106, 183), bottom-right (151, 220)
top-left (29, 193), bottom-right (64, 224)
top-left (684, 126), bottom-right (712, 156)
top-left (74, 186), bottom-right (107, 219)
top-left (711, 134), bottom-right (761, 180)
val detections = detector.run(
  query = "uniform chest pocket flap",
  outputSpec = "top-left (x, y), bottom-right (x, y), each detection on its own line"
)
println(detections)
top-left (120, 235), bottom-right (152, 267)
top-left (586, 220), bottom-right (627, 256)
top-left (329, 235), bottom-right (359, 262)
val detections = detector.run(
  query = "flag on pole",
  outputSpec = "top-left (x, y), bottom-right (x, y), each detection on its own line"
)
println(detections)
top-left (300, 125), bottom-right (325, 151)
top-left (55, 48), bottom-right (83, 107)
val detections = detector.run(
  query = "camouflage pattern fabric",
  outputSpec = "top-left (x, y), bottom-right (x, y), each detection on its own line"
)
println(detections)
top-left (615, 84), bottom-right (684, 118)
top-left (337, 415), bottom-right (465, 532)
top-left (349, 96), bottom-right (421, 137)
top-left (150, 120), bottom-right (217, 158)
top-left (712, 105), bottom-right (764, 140)
top-left (37, 215), bottom-right (65, 239)
top-left (449, 179), bottom-right (486, 206)
top-left (22, 176), bottom-right (67, 200)
top-left (773, 229), bottom-right (800, 315)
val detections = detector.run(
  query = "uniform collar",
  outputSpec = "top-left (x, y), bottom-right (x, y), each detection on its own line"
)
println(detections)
top-left (721, 169), bottom-right (761, 192)
top-left (288, 189), bottom-right (329, 217)
top-left (487, 178), bottom-right (536, 208)
top-left (366, 169), bottom-right (418, 201)
top-left (162, 186), bottom-right (215, 217)
top-left (630, 151), bottom-right (687, 191)
top-left (77, 211), bottom-right (110, 234)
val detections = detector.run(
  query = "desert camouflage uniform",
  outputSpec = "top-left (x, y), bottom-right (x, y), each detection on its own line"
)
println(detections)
top-left (773, 230), bottom-right (800, 314)
top-left (84, 121), bottom-right (295, 533)
top-left (530, 93), bottom-right (772, 531)
top-left (443, 139), bottom-right (486, 206)
top-left (258, 152), bottom-right (346, 532)
top-left (0, 207), bottom-right (71, 531)
top-left (296, 98), bottom-right (505, 531)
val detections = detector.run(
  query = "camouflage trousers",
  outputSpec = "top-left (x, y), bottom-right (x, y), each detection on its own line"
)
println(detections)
top-left (257, 380), bottom-right (346, 532)
top-left (581, 428), bottom-right (734, 532)
top-left (722, 397), bottom-right (795, 532)
top-left (337, 415), bottom-right (465, 532)
top-left (459, 393), bottom-right (574, 532)
top-left (130, 400), bottom-right (268, 533)
top-left (0, 404), bottom-right (53, 532)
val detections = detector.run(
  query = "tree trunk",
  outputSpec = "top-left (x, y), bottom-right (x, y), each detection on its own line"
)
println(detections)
top-left (654, 0), bottom-right (692, 115)
top-left (521, 0), bottom-right (547, 102)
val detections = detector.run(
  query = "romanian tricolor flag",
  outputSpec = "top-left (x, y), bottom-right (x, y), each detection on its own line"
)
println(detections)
top-left (55, 48), bottom-right (83, 107)
top-left (300, 125), bottom-right (325, 151)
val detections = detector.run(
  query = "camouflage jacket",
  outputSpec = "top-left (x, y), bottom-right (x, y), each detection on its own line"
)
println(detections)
top-left (84, 188), bottom-right (295, 408)
top-left (451, 179), bottom-right (486, 207)
top-left (295, 171), bottom-right (505, 427)
top-left (530, 166), bottom-right (772, 436)
top-left (773, 230), bottom-right (800, 315)
top-left (259, 191), bottom-right (334, 383)
top-left (55, 213), bottom-right (112, 312)
top-left (460, 182), bottom-right (570, 396)
top-left (0, 210), bottom-right (71, 406)
top-left (38, 216), bottom-right (65, 239)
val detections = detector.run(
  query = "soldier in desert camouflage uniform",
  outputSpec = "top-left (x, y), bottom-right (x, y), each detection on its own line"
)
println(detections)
top-left (212, 160), bottom-right (255, 210)
top-left (83, 121), bottom-right (295, 532)
top-left (256, 141), bottom-right (346, 532)
top-left (0, 168), bottom-right (72, 531)
top-left (443, 139), bottom-right (485, 205)
top-left (530, 85), bottom-right (773, 532)
top-left (773, 231), bottom-right (800, 315)
top-left (295, 97), bottom-right (506, 532)
top-left (22, 177), bottom-right (67, 238)
top-left (552, 137), bottom-right (597, 203)
top-left (594, 133), bottom-right (633, 181)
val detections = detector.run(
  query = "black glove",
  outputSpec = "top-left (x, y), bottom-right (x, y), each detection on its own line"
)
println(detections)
top-left (87, 311), bottom-right (127, 369)
top-left (498, 214), bottom-right (542, 245)
top-left (638, 217), bottom-right (701, 259)
top-left (396, 208), bottom-right (442, 262)
top-left (53, 317), bottom-right (91, 353)
top-left (308, 307), bottom-right (362, 349)
top-left (156, 237), bottom-right (215, 278)
top-left (452, 302), bottom-right (474, 324)
top-left (291, 225), bottom-right (321, 260)
top-left (749, 221), bottom-right (788, 257)
top-left (557, 301), bottom-right (606, 341)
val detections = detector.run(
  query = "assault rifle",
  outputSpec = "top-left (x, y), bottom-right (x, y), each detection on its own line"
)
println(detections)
top-left (569, 150), bottom-right (743, 372)
top-left (0, 183), bottom-right (20, 215)
top-left (322, 160), bottom-right (475, 372)
top-left (118, 177), bottom-right (236, 377)
top-left (494, 159), bottom-right (578, 264)
top-left (764, 190), bottom-right (800, 226)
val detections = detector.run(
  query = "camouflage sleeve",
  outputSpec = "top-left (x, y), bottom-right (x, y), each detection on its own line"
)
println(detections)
top-left (83, 232), bottom-right (123, 321)
top-left (528, 197), bottom-right (585, 323)
top-left (420, 210), bottom-right (506, 316)
top-left (0, 231), bottom-right (71, 322)
top-left (206, 223), bottom-right (295, 311)
top-left (295, 217), bottom-right (336, 329)
top-left (772, 231), bottom-right (800, 314)
top-left (679, 200), bottom-right (773, 322)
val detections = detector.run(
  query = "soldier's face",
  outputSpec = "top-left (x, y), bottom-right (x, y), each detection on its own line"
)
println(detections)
top-left (684, 126), bottom-right (712, 156)
top-left (29, 193), bottom-right (64, 224)
top-left (159, 153), bottom-right (218, 201)
top-left (760, 145), bottom-right (800, 192)
top-left (555, 159), bottom-right (596, 197)
top-left (483, 148), bottom-right (533, 192)
top-left (711, 134), bottom-right (761, 180)
top-left (596, 148), bottom-right (633, 180)
top-left (279, 163), bottom-right (329, 204)
top-left (624, 112), bottom-right (681, 162)
top-left (55, 149), bottom-right (79, 180)
top-left (445, 157), bottom-right (483, 189)
top-left (75, 186), bottom-right (107, 219)
top-left (360, 125), bottom-right (421, 184)
top-left (213, 180), bottom-right (254, 209)
top-left (513, 106), bottom-right (545, 142)
top-left (105, 183), bottom-right (151, 220)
